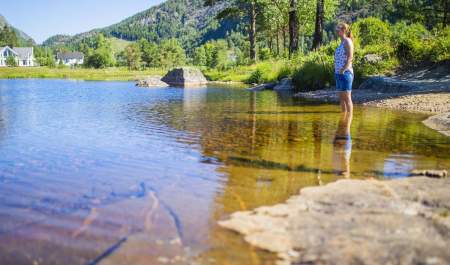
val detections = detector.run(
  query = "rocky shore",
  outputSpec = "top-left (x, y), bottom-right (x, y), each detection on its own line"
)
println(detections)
top-left (219, 176), bottom-right (450, 265)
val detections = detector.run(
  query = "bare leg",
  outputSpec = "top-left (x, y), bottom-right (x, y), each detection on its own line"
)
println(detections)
top-left (343, 91), bottom-right (353, 113)
top-left (339, 92), bottom-right (347, 112)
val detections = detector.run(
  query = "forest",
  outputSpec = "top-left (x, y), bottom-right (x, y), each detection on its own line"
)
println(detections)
top-left (0, 0), bottom-right (448, 90)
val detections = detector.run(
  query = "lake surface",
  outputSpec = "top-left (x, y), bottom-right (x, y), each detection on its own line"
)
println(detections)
top-left (0, 79), bottom-right (449, 265)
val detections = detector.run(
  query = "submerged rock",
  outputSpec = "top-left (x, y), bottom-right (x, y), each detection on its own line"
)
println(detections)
top-left (423, 112), bottom-right (450, 137)
top-left (161, 67), bottom-right (208, 87)
top-left (247, 82), bottom-right (276, 91)
top-left (219, 177), bottom-right (450, 265)
top-left (274, 78), bottom-right (293, 91)
top-left (136, 76), bottom-right (169, 88)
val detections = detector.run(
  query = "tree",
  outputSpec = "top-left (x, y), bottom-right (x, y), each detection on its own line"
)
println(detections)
top-left (125, 43), bottom-right (142, 70)
top-left (0, 26), bottom-right (19, 47)
top-left (158, 39), bottom-right (186, 68)
top-left (6, 56), bottom-right (17, 67)
top-left (83, 34), bottom-right (114, 68)
top-left (312, 0), bottom-right (324, 50)
top-left (289, 0), bottom-right (299, 55)
top-left (138, 39), bottom-right (159, 67)
top-left (206, 0), bottom-right (263, 61)
top-left (193, 46), bottom-right (207, 66)
top-left (34, 46), bottom-right (56, 67)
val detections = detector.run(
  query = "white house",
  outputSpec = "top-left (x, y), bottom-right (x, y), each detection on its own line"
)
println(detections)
top-left (0, 46), bottom-right (35, 67)
top-left (56, 52), bottom-right (84, 66)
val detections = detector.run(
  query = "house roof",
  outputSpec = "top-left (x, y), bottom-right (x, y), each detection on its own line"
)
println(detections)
top-left (57, 52), bottom-right (84, 60)
top-left (12, 47), bottom-right (33, 60)
top-left (0, 46), bottom-right (18, 56)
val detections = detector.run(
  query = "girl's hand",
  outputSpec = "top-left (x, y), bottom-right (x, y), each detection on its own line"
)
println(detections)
top-left (339, 68), bottom-right (346, 75)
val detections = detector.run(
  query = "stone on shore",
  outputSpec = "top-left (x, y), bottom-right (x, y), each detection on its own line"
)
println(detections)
top-left (219, 177), bottom-right (450, 265)
top-left (161, 67), bottom-right (208, 87)
top-left (363, 54), bottom-right (383, 64)
top-left (136, 76), bottom-right (169, 88)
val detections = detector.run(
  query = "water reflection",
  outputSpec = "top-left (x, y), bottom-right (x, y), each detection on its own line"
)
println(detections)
top-left (333, 112), bottom-right (353, 178)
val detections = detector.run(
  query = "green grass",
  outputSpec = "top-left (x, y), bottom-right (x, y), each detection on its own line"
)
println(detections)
top-left (0, 67), bottom-right (166, 81)
top-left (204, 60), bottom-right (289, 84)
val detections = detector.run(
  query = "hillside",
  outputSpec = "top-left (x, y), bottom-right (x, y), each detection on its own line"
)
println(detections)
top-left (43, 0), bottom-right (234, 51)
top-left (0, 14), bottom-right (35, 46)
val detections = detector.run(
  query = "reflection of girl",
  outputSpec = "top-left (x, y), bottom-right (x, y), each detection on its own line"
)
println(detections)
top-left (333, 112), bottom-right (353, 178)
top-left (334, 23), bottom-right (354, 113)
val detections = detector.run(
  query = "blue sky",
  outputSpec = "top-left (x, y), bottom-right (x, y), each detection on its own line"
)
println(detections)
top-left (2, 0), bottom-right (165, 44)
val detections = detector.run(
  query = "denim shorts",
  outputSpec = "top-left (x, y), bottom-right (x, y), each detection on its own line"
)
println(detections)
top-left (335, 71), bottom-right (354, 91)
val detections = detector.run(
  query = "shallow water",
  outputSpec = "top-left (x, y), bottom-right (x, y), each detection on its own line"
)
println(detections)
top-left (0, 79), bottom-right (448, 265)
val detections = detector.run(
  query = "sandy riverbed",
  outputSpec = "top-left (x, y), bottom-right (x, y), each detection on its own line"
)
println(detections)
top-left (295, 66), bottom-right (450, 137)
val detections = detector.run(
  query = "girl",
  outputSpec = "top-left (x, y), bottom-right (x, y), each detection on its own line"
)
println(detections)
top-left (334, 23), bottom-right (354, 113)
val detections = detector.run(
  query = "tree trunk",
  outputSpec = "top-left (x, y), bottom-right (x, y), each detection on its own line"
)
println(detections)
top-left (444, 0), bottom-right (448, 27)
top-left (276, 28), bottom-right (280, 55)
top-left (312, 0), bottom-right (324, 50)
top-left (282, 27), bottom-right (287, 54)
top-left (289, 0), bottom-right (299, 57)
top-left (249, 1), bottom-right (257, 61)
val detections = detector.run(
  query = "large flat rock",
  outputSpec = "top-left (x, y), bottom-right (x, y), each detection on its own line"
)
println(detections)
top-left (161, 67), bottom-right (208, 87)
top-left (219, 177), bottom-right (450, 265)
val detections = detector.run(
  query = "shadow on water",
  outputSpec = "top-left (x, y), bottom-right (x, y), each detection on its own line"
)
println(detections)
top-left (0, 80), bottom-right (448, 265)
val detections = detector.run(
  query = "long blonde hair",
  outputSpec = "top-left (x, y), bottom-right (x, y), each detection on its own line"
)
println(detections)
top-left (338, 23), bottom-right (353, 40)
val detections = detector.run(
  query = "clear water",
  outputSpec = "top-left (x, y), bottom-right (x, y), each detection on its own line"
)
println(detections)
top-left (0, 79), bottom-right (448, 265)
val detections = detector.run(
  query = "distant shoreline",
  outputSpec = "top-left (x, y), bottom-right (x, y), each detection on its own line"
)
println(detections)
top-left (0, 67), bottom-right (166, 82)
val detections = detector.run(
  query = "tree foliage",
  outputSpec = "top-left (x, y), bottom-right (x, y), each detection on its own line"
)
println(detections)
top-left (0, 26), bottom-right (18, 47)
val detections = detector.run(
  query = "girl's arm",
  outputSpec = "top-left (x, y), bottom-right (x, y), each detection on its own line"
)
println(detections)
top-left (340, 39), bottom-right (354, 74)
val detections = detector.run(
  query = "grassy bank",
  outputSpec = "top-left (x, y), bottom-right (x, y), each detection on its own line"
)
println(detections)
top-left (204, 60), bottom-right (289, 84)
top-left (0, 67), bottom-right (165, 81)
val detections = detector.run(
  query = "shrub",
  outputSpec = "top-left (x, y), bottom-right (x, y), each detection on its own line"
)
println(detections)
top-left (352, 17), bottom-right (391, 47)
top-left (353, 43), bottom-right (399, 82)
top-left (292, 52), bottom-right (334, 92)
top-left (5, 56), bottom-right (17, 67)
top-left (391, 22), bottom-right (431, 63)
top-left (276, 66), bottom-right (292, 81)
top-left (247, 69), bottom-right (264, 84)
top-left (429, 26), bottom-right (450, 63)
top-left (259, 48), bottom-right (272, 61)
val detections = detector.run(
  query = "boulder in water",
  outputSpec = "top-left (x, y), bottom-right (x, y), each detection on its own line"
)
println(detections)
top-left (161, 67), bottom-right (208, 87)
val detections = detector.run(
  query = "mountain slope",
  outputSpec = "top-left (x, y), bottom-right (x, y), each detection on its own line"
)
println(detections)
top-left (0, 14), bottom-right (35, 45)
top-left (43, 0), bottom-right (235, 50)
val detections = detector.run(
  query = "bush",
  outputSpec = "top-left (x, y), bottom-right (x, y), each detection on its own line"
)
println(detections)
top-left (276, 66), bottom-right (292, 81)
top-left (5, 56), bottom-right (17, 67)
top-left (292, 52), bottom-right (334, 92)
top-left (353, 43), bottom-right (399, 82)
top-left (259, 48), bottom-right (272, 61)
top-left (391, 22), bottom-right (431, 63)
top-left (247, 69), bottom-right (264, 84)
top-left (429, 26), bottom-right (450, 62)
top-left (352, 17), bottom-right (391, 47)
